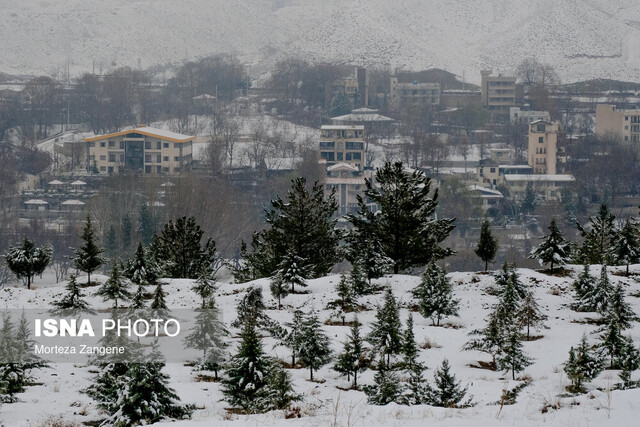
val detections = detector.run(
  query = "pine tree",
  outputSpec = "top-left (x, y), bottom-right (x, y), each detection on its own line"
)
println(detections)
top-left (153, 216), bottom-right (217, 279)
top-left (73, 215), bottom-right (105, 286)
top-left (280, 309), bottom-right (305, 367)
top-left (102, 362), bottom-right (192, 426)
top-left (364, 356), bottom-right (402, 405)
top-left (183, 306), bottom-right (228, 379)
top-left (618, 337), bottom-right (640, 389)
top-left (222, 321), bottom-right (297, 413)
top-left (400, 314), bottom-right (428, 405)
top-left (349, 261), bottom-right (371, 296)
top-left (121, 214), bottom-right (132, 253)
top-left (298, 311), bottom-right (332, 381)
top-left (150, 282), bottom-right (169, 318)
top-left (520, 182), bottom-right (537, 215)
top-left (347, 161), bottom-right (455, 274)
top-left (576, 204), bottom-right (617, 264)
top-left (599, 314), bottom-right (626, 368)
top-left (611, 219), bottom-right (640, 276)
top-left (231, 286), bottom-right (267, 329)
top-left (4, 238), bottom-right (52, 290)
top-left (104, 226), bottom-right (117, 259)
top-left (130, 282), bottom-right (146, 310)
top-left (604, 283), bottom-right (636, 330)
top-left (138, 203), bottom-right (156, 246)
top-left (572, 264), bottom-right (596, 311)
top-left (494, 265), bottom-right (524, 327)
top-left (326, 273), bottom-right (357, 322)
top-left (368, 288), bottom-right (403, 366)
top-left (95, 262), bottom-right (131, 309)
top-left (412, 261), bottom-right (459, 326)
top-left (238, 177), bottom-right (341, 281)
top-left (517, 288), bottom-right (547, 340)
top-left (496, 327), bottom-right (532, 380)
top-left (126, 242), bottom-right (158, 288)
top-left (464, 312), bottom-right (505, 366)
top-left (475, 219), bottom-right (499, 272)
top-left (330, 89), bottom-right (353, 117)
top-left (564, 334), bottom-right (604, 393)
top-left (425, 359), bottom-right (470, 408)
top-left (582, 265), bottom-right (614, 315)
top-left (192, 267), bottom-right (217, 309)
top-left (346, 227), bottom-right (393, 284)
top-left (529, 218), bottom-right (570, 274)
top-left (52, 274), bottom-right (94, 316)
top-left (334, 317), bottom-right (370, 388)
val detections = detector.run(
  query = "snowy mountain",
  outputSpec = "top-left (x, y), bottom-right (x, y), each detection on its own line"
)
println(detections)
top-left (1, 0), bottom-right (640, 83)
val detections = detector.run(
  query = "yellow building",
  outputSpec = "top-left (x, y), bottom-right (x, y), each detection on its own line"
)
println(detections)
top-left (84, 126), bottom-right (194, 175)
top-left (528, 120), bottom-right (566, 175)
top-left (595, 104), bottom-right (640, 144)
top-left (319, 125), bottom-right (365, 169)
top-left (390, 77), bottom-right (440, 107)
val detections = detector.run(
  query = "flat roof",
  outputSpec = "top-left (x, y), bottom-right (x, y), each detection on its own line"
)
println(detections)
top-left (84, 126), bottom-right (195, 143)
top-left (504, 174), bottom-right (575, 182)
top-left (321, 125), bottom-right (365, 130)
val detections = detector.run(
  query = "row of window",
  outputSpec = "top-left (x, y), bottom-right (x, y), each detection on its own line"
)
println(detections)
top-left (319, 142), bottom-right (364, 150)
top-left (320, 131), bottom-right (364, 138)
top-left (535, 147), bottom-right (547, 154)
top-left (320, 152), bottom-right (362, 162)
top-left (91, 140), bottom-right (186, 149)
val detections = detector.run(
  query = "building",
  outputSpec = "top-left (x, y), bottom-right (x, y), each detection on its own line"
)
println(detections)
top-left (319, 125), bottom-right (365, 169)
top-left (84, 126), bottom-right (194, 175)
top-left (503, 174), bottom-right (575, 202)
top-left (510, 107), bottom-right (550, 124)
top-left (331, 108), bottom-right (394, 134)
top-left (480, 70), bottom-right (516, 118)
top-left (440, 89), bottom-right (481, 109)
top-left (595, 104), bottom-right (640, 144)
top-left (478, 164), bottom-right (533, 187)
top-left (331, 67), bottom-right (369, 109)
top-left (468, 184), bottom-right (504, 211)
top-left (324, 163), bottom-right (371, 215)
top-left (390, 77), bottom-right (440, 107)
top-left (527, 120), bottom-right (566, 175)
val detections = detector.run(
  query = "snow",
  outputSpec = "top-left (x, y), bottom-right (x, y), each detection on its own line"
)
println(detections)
top-left (1, 263), bottom-right (640, 425)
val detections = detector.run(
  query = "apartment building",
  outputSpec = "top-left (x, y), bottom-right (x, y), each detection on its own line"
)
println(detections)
top-left (510, 107), bottom-right (550, 124)
top-left (389, 77), bottom-right (440, 107)
top-left (527, 120), bottom-right (566, 175)
top-left (480, 70), bottom-right (516, 118)
top-left (595, 104), bottom-right (640, 144)
top-left (319, 125), bottom-right (365, 169)
top-left (84, 126), bottom-right (194, 175)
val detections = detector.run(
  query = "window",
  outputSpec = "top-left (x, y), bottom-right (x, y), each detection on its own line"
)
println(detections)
top-left (625, 116), bottom-right (629, 121)
top-left (351, 152), bottom-right (361, 160)
top-left (108, 141), bottom-right (115, 147)
top-left (120, 141), bottom-right (125, 149)
top-left (319, 141), bottom-right (334, 149)
top-left (108, 154), bottom-right (116, 162)
top-left (100, 166), bottom-right (106, 171)
top-left (100, 142), bottom-right (106, 147)
top-left (157, 166), bottom-right (162, 173)
top-left (163, 156), bottom-right (169, 162)
top-left (157, 155), bottom-right (161, 163)
top-left (145, 166), bottom-right (151, 173)
top-left (145, 142), bottom-right (151, 149)
top-left (100, 155), bottom-right (106, 161)
top-left (163, 143), bottom-right (169, 148)
top-left (145, 155), bottom-right (151, 162)
top-left (174, 143), bottom-right (180, 148)
top-left (538, 136), bottom-right (544, 143)
top-left (346, 141), bottom-right (363, 150)
top-left (108, 166), bottom-right (113, 174)
top-left (120, 154), bottom-right (124, 162)
top-left (174, 156), bottom-right (180, 161)
top-left (536, 124), bottom-right (545, 132)
top-left (490, 167), bottom-right (496, 173)
top-left (88, 142), bottom-right (95, 147)
top-left (89, 155), bottom-right (95, 161)
top-left (625, 126), bottom-right (628, 130)
top-left (156, 141), bottom-right (161, 149)
top-left (337, 152), bottom-right (343, 161)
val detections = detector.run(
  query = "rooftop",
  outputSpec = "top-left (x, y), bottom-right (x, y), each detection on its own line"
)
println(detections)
top-left (84, 126), bottom-right (195, 143)
top-left (504, 174), bottom-right (575, 182)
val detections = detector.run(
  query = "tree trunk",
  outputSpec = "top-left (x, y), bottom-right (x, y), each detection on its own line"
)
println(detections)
top-left (485, 260), bottom-right (488, 272)
top-left (512, 367), bottom-right (515, 380)
top-left (27, 275), bottom-right (32, 290)
top-left (310, 367), bottom-right (314, 381)
top-left (353, 370), bottom-right (357, 388)
top-left (627, 264), bottom-right (630, 277)
top-left (550, 259), bottom-right (554, 274)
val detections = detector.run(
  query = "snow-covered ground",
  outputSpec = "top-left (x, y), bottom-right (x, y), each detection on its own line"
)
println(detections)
top-left (1, 264), bottom-right (640, 426)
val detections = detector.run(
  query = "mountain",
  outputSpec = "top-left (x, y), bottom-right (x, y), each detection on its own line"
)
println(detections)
top-left (1, 0), bottom-right (639, 83)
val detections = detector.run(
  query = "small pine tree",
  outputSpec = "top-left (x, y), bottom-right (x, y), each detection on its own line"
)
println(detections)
top-left (73, 215), bottom-right (105, 286)
top-left (150, 282), bottom-right (169, 318)
top-left (582, 265), bottom-right (614, 315)
top-left (517, 288), bottom-right (547, 340)
top-left (425, 359), bottom-right (470, 408)
top-left (349, 261), bottom-right (370, 296)
top-left (528, 218), bottom-right (570, 274)
top-left (400, 314), bottom-right (428, 405)
top-left (364, 356), bottom-right (402, 405)
top-left (618, 337), bottom-right (640, 389)
top-left (368, 288), bottom-right (403, 366)
top-left (280, 309), bottom-right (305, 367)
top-left (572, 264), bottom-right (596, 311)
top-left (494, 265), bottom-right (524, 327)
top-left (334, 317), bottom-right (370, 388)
top-left (326, 273), bottom-right (357, 321)
top-left (604, 283), bottom-right (636, 330)
top-left (192, 267), bottom-right (218, 309)
top-left (121, 214), bottom-right (132, 253)
top-left (496, 327), bottom-right (532, 380)
top-left (475, 219), bottom-right (499, 272)
top-left (269, 269), bottom-right (292, 310)
top-left (564, 334), bottom-right (604, 393)
top-left (520, 182), bottom-right (537, 215)
top-left (52, 274), bottom-right (94, 316)
top-left (183, 306), bottom-right (228, 379)
top-left (298, 311), bottom-right (332, 381)
top-left (130, 283), bottom-right (147, 310)
top-left (576, 204), bottom-right (617, 264)
top-left (599, 314), bottom-right (626, 369)
top-left (412, 261), bottom-right (459, 326)
top-left (138, 203), bottom-right (156, 246)
top-left (231, 286), bottom-right (267, 329)
top-left (126, 242), bottom-right (158, 287)
top-left (610, 219), bottom-right (640, 276)
top-left (4, 238), bottom-right (52, 290)
top-left (464, 311), bottom-right (505, 367)
top-left (95, 262), bottom-right (131, 309)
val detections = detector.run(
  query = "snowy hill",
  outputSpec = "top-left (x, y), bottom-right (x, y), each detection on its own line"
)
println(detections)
top-left (1, 0), bottom-right (640, 83)
top-left (2, 265), bottom-right (640, 425)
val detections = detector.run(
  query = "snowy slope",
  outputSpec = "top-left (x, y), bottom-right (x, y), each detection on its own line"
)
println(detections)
top-left (1, 0), bottom-right (640, 83)
top-left (1, 264), bottom-right (640, 425)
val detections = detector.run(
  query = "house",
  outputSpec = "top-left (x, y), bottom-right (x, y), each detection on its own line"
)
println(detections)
top-left (319, 125), bottom-right (365, 169)
top-left (510, 106), bottom-right (550, 124)
top-left (390, 77), bottom-right (440, 107)
top-left (84, 126), bottom-right (194, 175)
top-left (478, 164), bottom-right (533, 187)
top-left (595, 104), bottom-right (640, 144)
top-left (330, 108), bottom-right (394, 134)
top-left (503, 174), bottom-right (575, 201)
top-left (480, 70), bottom-right (516, 119)
top-left (468, 184), bottom-right (504, 211)
top-left (527, 120), bottom-right (567, 175)
top-left (324, 163), bottom-right (371, 215)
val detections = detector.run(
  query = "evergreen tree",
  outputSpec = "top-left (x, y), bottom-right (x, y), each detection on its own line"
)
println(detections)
top-left (73, 215), bottom-right (105, 286)
top-left (517, 288), bottom-right (547, 340)
top-left (528, 218), bottom-right (570, 274)
top-left (618, 337), bottom-right (640, 389)
top-left (184, 306), bottom-right (228, 379)
top-left (611, 219), bottom-right (640, 276)
top-left (572, 264), bottom-right (596, 311)
top-left (130, 282), bottom-right (147, 310)
top-left (464, 311), bottom-right (505, 366)
top-left (604, 283), bottom-right (636, 330)
top-left (0, 314), bottom-right (26, 402)
top-left (349, 261), bottom-right (371, 296)
top-left (346, 227), bottom-right (393, 283)
top-left (520, 182), bottom-right (537, 215)
top-left (368, 288), bottom-right (403, 366)
top-left (4, 238), bottom-right (52, 290)
top-left (425, 359), bottom-right (470, 408)
top-left (364, 356), bottom-right (402, 405)
top-left (238, 177), bottom-right (341, 281)
top-left (475, 219), bottom-right (499, 272)
top-left (330, 89), bottom-right (353, 117)
top-left (103, 362), bottom-right (193, 426)
top-left (582, 265), bottom-right (614, 315)
top-left (231, 286), bottom-right (268, 329)
top-left (104, 226), bottom-right (117, 259)
top-left (576, 204), bottom-right (617, 264)
top-left (192, 267), bottom-right (217, 309)
top-left (495, 327), bottom-right (532, 380)
top-left (347, 161), bottom-right (455, 274)
top-left (326, 274), bottom-right (357, 323)
top-left (411, 261), bottom-right (459, 326)
top-left (121, 213), bottom-right (132, 253)
top-left (298, 311), bottom-right (332, 381)
top-left (52, 274), bottom-right (94, 316)
top-left (150, 281), bottom-right (168, 313)
top-left (222, 321), bottom-right (297, 413)
top-left (599, 313), bottom-right (626, 368)
top-left (126, 242), bottom-right (158, 288)
top-left (400, 314), bottom-right (428, 405)
top-left (280, 309), bottom-right (305, 367)
top-left (95, 262), bottom-right (131, 309)
top-left (153, 216), bottom-right (217, 279)
top-left (334, 317), bottom-right (370, 388)
top-left (138, 203), bottom-right (156, 246)
top-left (494, 265), bottom-right (524, 327)
top-left (564, 334), bottom-right (604, 393)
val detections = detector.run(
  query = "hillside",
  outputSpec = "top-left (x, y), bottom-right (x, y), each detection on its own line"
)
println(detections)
top-left (1, 265), bottom-right (640, 425)
top-left (1, 0), bottom-right (639, 83)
